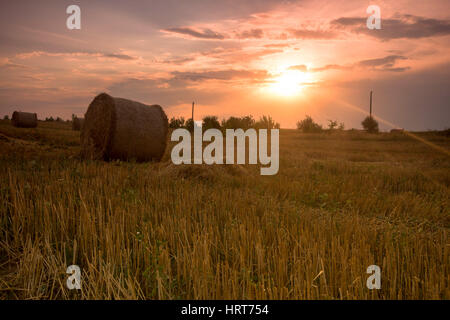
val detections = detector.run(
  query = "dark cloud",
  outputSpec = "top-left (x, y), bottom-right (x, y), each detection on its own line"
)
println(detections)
top-left (357, 55), bottom-right (407, 67)
top-left (331, 14), bottom-right (450, 40)
top-left (294, 55), bottom-right (409, 73)
top-left (103, 53), bottom-right (136, 60)
top-left (236, 29), bottom-right (264, 39)
top-left (165, 27), bottom-right (267, 41)
top-left (356, 55), bottom-right (410, 72)
top-left (160, 57), bottom-right (196, 65)
top-left (332, 17), bottom-right (363, 26)
top-left (163, 27), bottom-right (226, 39)
top-left (379, 67), bottom-right (411, 72)
top-left (311, 64), bottom-right (351, 72)
top-left (171, 69), bottom-right (269, 82)
top-left (164, 27), bottom-right (267, 40)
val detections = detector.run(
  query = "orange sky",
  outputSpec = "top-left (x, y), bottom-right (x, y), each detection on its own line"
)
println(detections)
top-left (0, 0), bottom-right (449, 130)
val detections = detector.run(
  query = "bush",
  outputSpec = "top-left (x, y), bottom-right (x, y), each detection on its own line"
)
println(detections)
top-left (239, 115), bottom-right (256, 130)
top-left (184, 118), bottom-right (194, 132)
top-left (221, 116), bottom-right (244, 130)
top-left (361, 116), bottom-right (379, 133)
top-left (255, 115), bottom-right (280, 130)
top-left (169, 117), bottom-right (185, 129)
top-left (327, 120), bottom-right (338, 130)
top-left (202, 116), bottom-right (221, 130)
top-left (296, 115), bottom-right (323, 133)
top-left (327, 120), bottom-right (345, 132)
top-left (221, 115), bottom-right (279, 130)
top-left (175, 115), bottom-right (280, 131)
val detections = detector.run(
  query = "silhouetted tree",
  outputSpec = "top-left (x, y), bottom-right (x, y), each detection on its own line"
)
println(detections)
top-left (362, 116), bottom-right (379, 133)
top-left (184, 118), bottom-right (194, 132)
top-left (255, 115), bottom-right (280, 130)
top-left (240, 115), bottom-right (256, 130)
top-left (169, 116), bottom-right (185, 129)
top-left (221, 116), bottom-right (243, 129)
top-left (327, 120), bottom-right (345, 132)
top-left (202, 116), bottom-right (221, 130)
top-left (327, 120), bottom-right (338, 130)
top-left (296, 115), bottom-right (322, 133)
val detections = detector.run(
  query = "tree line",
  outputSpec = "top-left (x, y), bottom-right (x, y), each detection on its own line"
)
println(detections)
top-left (296, 115), bottom-right (379, 133)
top-left (169, 114), bottom-right (381, 133)
top-left (2, 112), bottom-right (381, 133)
top-left (169, 115), bottom-right (280, 131)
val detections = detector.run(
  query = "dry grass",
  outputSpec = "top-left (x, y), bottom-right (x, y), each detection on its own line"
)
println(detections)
top-left (0, 119), bottom-right (448, 299)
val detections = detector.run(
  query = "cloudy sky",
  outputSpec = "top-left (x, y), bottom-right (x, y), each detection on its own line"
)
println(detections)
top-left (0, 0), bottom-right (449, 130)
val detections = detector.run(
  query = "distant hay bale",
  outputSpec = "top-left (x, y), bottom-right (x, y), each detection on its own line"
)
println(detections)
top-left (72, 117), bottom-right (84, 131)
top-left (81, 93), bottom-right (168, 162)
top-left (11, 111), bottom-right (37, 128)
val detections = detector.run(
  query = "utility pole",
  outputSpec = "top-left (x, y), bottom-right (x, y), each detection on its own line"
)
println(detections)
top-left (192, 101), bottom-right (195, 121)
top-left (370, 91), bottom-right (373, 118)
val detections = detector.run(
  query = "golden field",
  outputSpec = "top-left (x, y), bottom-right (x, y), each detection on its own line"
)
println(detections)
top-left (0, 120), bottom-right (448, 299)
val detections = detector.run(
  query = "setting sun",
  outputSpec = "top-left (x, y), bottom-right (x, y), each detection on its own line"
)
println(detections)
top-left (267, 69), bottom-right (312, 97)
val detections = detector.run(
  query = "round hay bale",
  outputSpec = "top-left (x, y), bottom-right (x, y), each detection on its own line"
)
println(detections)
top-left (81, 93), bottom-right (168, 162)
top-left (11, 111), bottom-right (38, 128)
top-left (72, 117), bottom-right (84, 131)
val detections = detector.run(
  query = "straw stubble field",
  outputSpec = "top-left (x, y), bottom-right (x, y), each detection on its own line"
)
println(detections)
top-left (0, 119), bottom-right (448, 299)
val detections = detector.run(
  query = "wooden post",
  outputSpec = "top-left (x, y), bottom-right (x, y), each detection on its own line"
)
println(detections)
top-left (370, 91), bottom-right (373, 118)
top-left (192, 101), bottom-right (195, 121)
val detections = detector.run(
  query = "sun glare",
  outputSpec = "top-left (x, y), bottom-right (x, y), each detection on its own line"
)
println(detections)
top-left (267, 69), bottom-right (311, 97)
